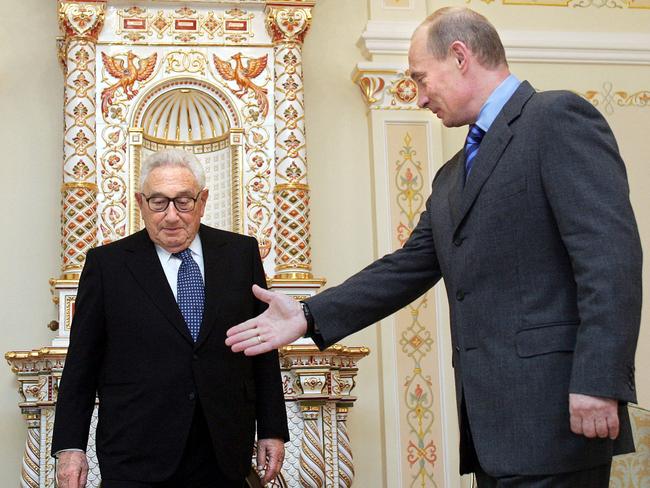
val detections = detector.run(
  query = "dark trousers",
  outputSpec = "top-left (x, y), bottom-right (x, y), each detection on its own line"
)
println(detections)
top-left (474, 462), bottom-right (612, 488)
top-left (460, 397), bottom-right (612, 488)
top-left (102, 402), bottom-right (244, 488)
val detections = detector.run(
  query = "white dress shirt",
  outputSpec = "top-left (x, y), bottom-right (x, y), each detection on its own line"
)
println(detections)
top-left (155, 234), bottom-right (205, 300)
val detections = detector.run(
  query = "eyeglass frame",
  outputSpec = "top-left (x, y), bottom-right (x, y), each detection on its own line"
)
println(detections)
top-left (139, 190), bottom-right (205, 213)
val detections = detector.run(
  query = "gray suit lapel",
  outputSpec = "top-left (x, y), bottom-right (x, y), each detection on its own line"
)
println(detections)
top-left (447, 150), bottom-right (465, 227)
top-left (451, 81), bottom-right (536, 235)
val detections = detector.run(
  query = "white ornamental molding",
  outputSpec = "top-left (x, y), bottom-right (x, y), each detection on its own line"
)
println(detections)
top-left (359, 20), bottom-right (650, 66)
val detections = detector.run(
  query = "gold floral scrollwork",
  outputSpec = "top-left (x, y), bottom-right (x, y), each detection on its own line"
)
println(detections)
top-left (266, 6), bottom-right (313, 45)
top-left (116, 6), bottom-right (150, 42)
top-left (165, 51), bottom-right (207, 75)
top-left (578, 82), bottom-right (650, 115)
top-left (59, 2), bottom-right (106, 40)
top-left (356, 75), bottom-right (386, 105)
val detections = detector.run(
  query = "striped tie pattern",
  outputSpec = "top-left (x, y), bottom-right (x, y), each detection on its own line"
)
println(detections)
top-left (464, 124), bottom-right (486, 181)
top-left (174, 249), bottom-right (204, 341)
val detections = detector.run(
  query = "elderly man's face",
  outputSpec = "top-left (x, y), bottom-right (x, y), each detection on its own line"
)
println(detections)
top-left (408, 28), bottom-right (471, 128)
top-left (136, 165), bottom-right (208, 253)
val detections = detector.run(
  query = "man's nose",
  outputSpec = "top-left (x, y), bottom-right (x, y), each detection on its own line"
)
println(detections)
top-left (163, 203), bottom-right (181, 220)
top-left (417, 91), bottom-right (428, 109)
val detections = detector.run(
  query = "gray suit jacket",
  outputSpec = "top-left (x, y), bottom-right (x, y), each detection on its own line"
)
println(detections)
top-left (307, 81), bottom-right (642, 476)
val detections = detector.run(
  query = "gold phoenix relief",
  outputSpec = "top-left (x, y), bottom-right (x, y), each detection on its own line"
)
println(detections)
top-left (214, 54), bottom-right (270, 118)
top-left (100, 51), bottom-right (158, 119)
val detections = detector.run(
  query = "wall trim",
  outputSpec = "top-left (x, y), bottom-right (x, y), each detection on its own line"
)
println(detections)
top-left (361, 20), bottom-right (650, 65)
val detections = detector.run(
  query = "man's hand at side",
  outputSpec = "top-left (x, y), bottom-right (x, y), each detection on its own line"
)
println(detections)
top-left (257, 438), bottom-right (285, 484)
top-left (56, 451), bottom-right (88, 488)
top-left (569, 393), bottom-right (619, 440)
top-left (225, 285), bottom-right (307, 355)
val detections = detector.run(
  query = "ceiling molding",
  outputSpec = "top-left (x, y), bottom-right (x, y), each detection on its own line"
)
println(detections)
top-left (360, 20), bottom-right (650, 66)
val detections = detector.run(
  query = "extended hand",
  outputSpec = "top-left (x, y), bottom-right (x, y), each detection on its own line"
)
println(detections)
top-left (257, 438), bottom-right (285, 484)
top-left (56, 451), bottom-right (88, 488)
top-left (569, 393), bottom-right (619, 439)
top-left (225, 285), bottom-right (307, 355)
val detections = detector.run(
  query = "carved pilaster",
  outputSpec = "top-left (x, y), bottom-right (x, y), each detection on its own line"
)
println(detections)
top-left (279, 344), bottom-right (369, 487)
top-left (336, 407), bottom-right (354, 488)
top-left (265, 2), bottom-right (314, 279)
top-left (299, 405), bottom-right (325, 488)
top-left (57, 1), bottom-right (105, 280)
top-left (21, 413), bottom-right (40, 488)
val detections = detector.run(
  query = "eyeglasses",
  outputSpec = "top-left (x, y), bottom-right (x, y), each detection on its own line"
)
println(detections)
top-left (140, 190), bottom-right (203, 213)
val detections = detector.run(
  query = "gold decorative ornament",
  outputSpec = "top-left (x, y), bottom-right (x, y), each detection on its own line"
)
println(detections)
top-left (214, 53), bottom-right (270, 117)
top-left (100, 51), bottom-right (158, 119)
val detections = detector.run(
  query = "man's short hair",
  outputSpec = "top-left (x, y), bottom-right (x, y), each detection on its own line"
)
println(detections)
top-left (139, 148), bottom-right (206, 190)
top-left (422, 7), bottom-right (507, 69)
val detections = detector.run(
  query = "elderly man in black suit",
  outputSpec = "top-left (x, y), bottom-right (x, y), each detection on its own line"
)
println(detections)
top-left (226, 7), bottom-right (642, 487)
top-left (52, 148), bottom-right (289, 488)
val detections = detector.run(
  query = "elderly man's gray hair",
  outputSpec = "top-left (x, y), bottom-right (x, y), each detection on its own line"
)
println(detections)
top-left (139, 149), bottom-right (206, 190)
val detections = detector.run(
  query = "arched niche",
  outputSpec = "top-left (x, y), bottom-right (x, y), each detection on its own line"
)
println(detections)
top-left (127, 77), bottom-right (244, 235)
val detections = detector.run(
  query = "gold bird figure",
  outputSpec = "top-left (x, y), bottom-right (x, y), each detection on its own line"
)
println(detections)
top-left (213, 53), bottom-right (269, 118)
top-left (100, 51), bottom-right (157, 118)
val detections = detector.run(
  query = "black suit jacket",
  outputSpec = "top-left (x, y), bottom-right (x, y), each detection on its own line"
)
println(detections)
top-left (52, 225), bottom-right (289, 482)
top-left (307, 82), bottom-right (642, 476)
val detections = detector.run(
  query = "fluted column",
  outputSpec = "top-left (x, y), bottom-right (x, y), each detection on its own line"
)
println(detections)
top-left (265, 2), bottom-right (314, 279)
top-left (58, 1), bottom-right (105, 280)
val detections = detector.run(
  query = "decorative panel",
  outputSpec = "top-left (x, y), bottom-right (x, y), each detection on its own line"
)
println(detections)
top-left (386, 123), bottom-right (445, 488)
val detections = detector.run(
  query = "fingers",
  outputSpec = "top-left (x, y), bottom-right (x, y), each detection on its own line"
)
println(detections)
top-left (244, 341), bottom-right (275, 356)
top-left (607, 413), bottom-right (620, 440)
top-left (256, 443), bottom-right (266, 473)
top-left (56, 452), bottom-right (88, 488)
top-left (570, 411), bottom-right (583, 436)
top-left (252, 284), bottom-right (275, 303)
top-left (568, 393), bottom-right (619, 440)
top-left (258, 440), bottom-right (285, 484)
top-left (226, 317), bottom-right (257, 339)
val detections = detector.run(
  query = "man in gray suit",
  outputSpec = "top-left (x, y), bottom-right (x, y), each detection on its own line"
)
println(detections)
top-left (226, 7), bottom-right (642, 486)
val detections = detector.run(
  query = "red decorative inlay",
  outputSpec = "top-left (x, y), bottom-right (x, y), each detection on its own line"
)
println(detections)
top-left (175, 19), bottom-right (197, 31)
top-left (123, 18), bottom-right (146, 30)
top-left (225, 20), bottom-right (247, 31)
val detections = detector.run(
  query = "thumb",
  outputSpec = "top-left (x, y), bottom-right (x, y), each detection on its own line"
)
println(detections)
top-left (257, 443), bottom-right (266, 471)
top-left (252, 284), bottom-right (275, 303)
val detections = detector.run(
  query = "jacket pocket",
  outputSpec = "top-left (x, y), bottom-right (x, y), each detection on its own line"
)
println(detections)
top-left (479, 177), bottom-right (527, 207)
top-left (516, 321), bottom-right (579, 357)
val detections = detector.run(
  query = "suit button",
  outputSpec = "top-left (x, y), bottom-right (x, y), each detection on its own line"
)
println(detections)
top-left (456, 290), bottom-right (465, 301)
top-left (455, 345), bottom-right (461, 352)
top-left (193, 354), bottom-right (198, 361)
top-left (453, 237), bottom-right (464, 247)
top-left (189, 392), bottom-right (196, 401)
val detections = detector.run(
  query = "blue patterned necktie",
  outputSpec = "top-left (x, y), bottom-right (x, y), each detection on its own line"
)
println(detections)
top-left (174, 249), bottom-right (204, 342)
top-left (464, 124), bottom-right (486, 181)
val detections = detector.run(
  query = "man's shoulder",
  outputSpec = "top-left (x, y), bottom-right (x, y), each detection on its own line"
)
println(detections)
top-left (525, 86), bottom-right (592, 114)
top-left (88, 230), bottom-right (149, 258)
top-left (199, 225), bottom-right (257, 247)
